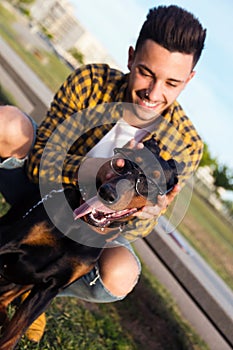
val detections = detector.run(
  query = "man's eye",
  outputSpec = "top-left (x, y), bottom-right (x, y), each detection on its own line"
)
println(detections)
top-left (138, 67), bottom-right (152, 78)
top-left (167, 81), bottom-right (178, 88)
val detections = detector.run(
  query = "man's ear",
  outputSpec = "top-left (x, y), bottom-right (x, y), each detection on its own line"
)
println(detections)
top-left (127, 46), bottom-right (135, 71)
top-left (185, 70), bottom-right (196, 85)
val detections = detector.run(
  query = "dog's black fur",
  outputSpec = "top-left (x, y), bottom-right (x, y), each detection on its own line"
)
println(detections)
top-left (0, 138), bottom-right (184, 349)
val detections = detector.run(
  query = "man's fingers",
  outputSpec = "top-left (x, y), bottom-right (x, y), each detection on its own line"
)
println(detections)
top-left (166, 184), bottom-right (181, 204)
top-left (156, 194), bottom-right (167, 209)
top-left (114, 138), bottom-right (144, 170)
top-left (114, 158), bottom-right (125, 168)
top-left (133, 204), bottom-right (161, 219)
top-left (133, 184), bottom-right (181, 220)
top-left (125, 138), bottom-right (144, 150)
top-left (133, 211), bottom-right (155, 220)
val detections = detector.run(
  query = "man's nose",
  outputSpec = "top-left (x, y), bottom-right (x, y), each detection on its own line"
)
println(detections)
top-left (147, 80), bottom-right (164, 101)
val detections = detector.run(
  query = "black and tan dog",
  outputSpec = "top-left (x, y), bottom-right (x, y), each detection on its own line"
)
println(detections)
top-left (0, 138), bottom-right (184, 349)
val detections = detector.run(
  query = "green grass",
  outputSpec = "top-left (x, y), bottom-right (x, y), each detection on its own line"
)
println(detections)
top-left (15, 298), bottom-right (137, 350)
top-left (0, 3), bottom-right (72, 93)
top-left (0, 84), bottom-right (17, 105)
top-left (13, 264), bottom-right (208, 350)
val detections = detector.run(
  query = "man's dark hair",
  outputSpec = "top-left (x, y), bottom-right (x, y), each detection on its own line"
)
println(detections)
top-left (135, 5), bottom-right (207, 68)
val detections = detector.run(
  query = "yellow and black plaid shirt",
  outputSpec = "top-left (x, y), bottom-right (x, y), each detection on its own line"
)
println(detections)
top-left (27, 63), bottom-right (203, 239)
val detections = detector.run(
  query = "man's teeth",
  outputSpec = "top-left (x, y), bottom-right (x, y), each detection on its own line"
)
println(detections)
top-left (143, 99), bottom-right (158, 108)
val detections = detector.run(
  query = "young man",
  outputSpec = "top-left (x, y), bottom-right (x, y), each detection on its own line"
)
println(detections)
top-left (0, 5), bottom-right (206, 342)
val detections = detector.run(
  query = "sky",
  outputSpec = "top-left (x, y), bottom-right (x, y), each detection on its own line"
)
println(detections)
top-left (70, 0), bottom-right (233, 171)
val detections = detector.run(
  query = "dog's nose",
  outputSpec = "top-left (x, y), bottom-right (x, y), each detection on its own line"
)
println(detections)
top-left (98, 178), bottom-right (134, 207)
top-left (98, 183), bottom-right (119, 204)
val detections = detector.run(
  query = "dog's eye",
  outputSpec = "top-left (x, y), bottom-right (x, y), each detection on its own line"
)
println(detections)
top-left (136, 175), bottom-right (165, 199)
top-left (147, 177), bottom-right (166, 196)
top-left (136, 175), bottom-right (148, 197)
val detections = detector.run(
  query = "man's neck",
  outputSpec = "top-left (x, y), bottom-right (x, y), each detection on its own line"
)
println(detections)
top-left (123, 107), bottom-right (162, 129)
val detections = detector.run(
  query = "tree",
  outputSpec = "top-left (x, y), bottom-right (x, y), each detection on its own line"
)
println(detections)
top-left (199, 142), bottom-right (217, 168)
top-left (199, 142), bottom-right (233, 194)
top-left (68, 48), bottom-right (85, 65)
top-left (213, 164), bottom-right (233, 191)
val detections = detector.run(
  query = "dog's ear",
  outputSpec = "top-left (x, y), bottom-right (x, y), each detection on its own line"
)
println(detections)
top-left (143, 138), bottom-right (161, 156)
top-left (0, 283), bottom-right (60, 350)
top-left (167, 159), bottom-right (185, 175)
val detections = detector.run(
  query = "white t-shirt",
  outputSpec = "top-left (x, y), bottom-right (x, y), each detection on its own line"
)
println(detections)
top-left (86, 119), bottom-right (155, 158)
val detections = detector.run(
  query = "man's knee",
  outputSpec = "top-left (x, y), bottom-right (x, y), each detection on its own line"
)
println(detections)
top-left (99, 246), bottom-right (140, 297)
top-left (0, 105), bottom-right (34, 159)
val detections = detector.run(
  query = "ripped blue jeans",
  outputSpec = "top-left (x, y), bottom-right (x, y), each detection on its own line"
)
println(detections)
top-left (59, 236), bottom-right (141, 302)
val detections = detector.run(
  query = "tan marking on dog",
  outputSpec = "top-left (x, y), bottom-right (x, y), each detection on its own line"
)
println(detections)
top-left (0, 285), bottom-right (31, 309)
top-left (135, 156), bottom-right (143, 164)
top-left (65, 260), bottom-right (94, 287)
top-left (127, 195), bottom-right (152, 211)
top-left (153, 170), bottom-right (161, 179)
top-left (21, 222), bottom-right (56, 246)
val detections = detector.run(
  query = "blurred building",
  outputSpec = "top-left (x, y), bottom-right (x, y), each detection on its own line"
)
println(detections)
top-left (30, 0), bottom-right (120, 69)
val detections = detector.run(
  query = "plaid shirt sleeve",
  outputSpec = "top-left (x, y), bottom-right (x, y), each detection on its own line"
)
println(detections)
top-left (26, 64), bottom-right (125, 185)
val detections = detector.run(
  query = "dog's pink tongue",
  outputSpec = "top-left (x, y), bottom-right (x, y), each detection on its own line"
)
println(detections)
top-left (73, 196), bottom-right (115, 220)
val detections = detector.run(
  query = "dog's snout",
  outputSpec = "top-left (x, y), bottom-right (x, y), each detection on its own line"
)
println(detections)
top-left (98, 178), bottom-right (134, 206)
top-left (98, 183), bottom-right (119, 204)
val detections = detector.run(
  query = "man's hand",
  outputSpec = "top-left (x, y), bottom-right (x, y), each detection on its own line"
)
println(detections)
top-left (133, 184), bottom-right (181, 220)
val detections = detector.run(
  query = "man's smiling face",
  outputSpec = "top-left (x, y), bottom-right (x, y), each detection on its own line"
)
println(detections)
top-left (125, 40), bottom-right (195, 126)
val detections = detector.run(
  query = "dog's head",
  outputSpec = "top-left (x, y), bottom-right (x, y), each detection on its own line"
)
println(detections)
top-left (74, 138), bottom-right (184, 230)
